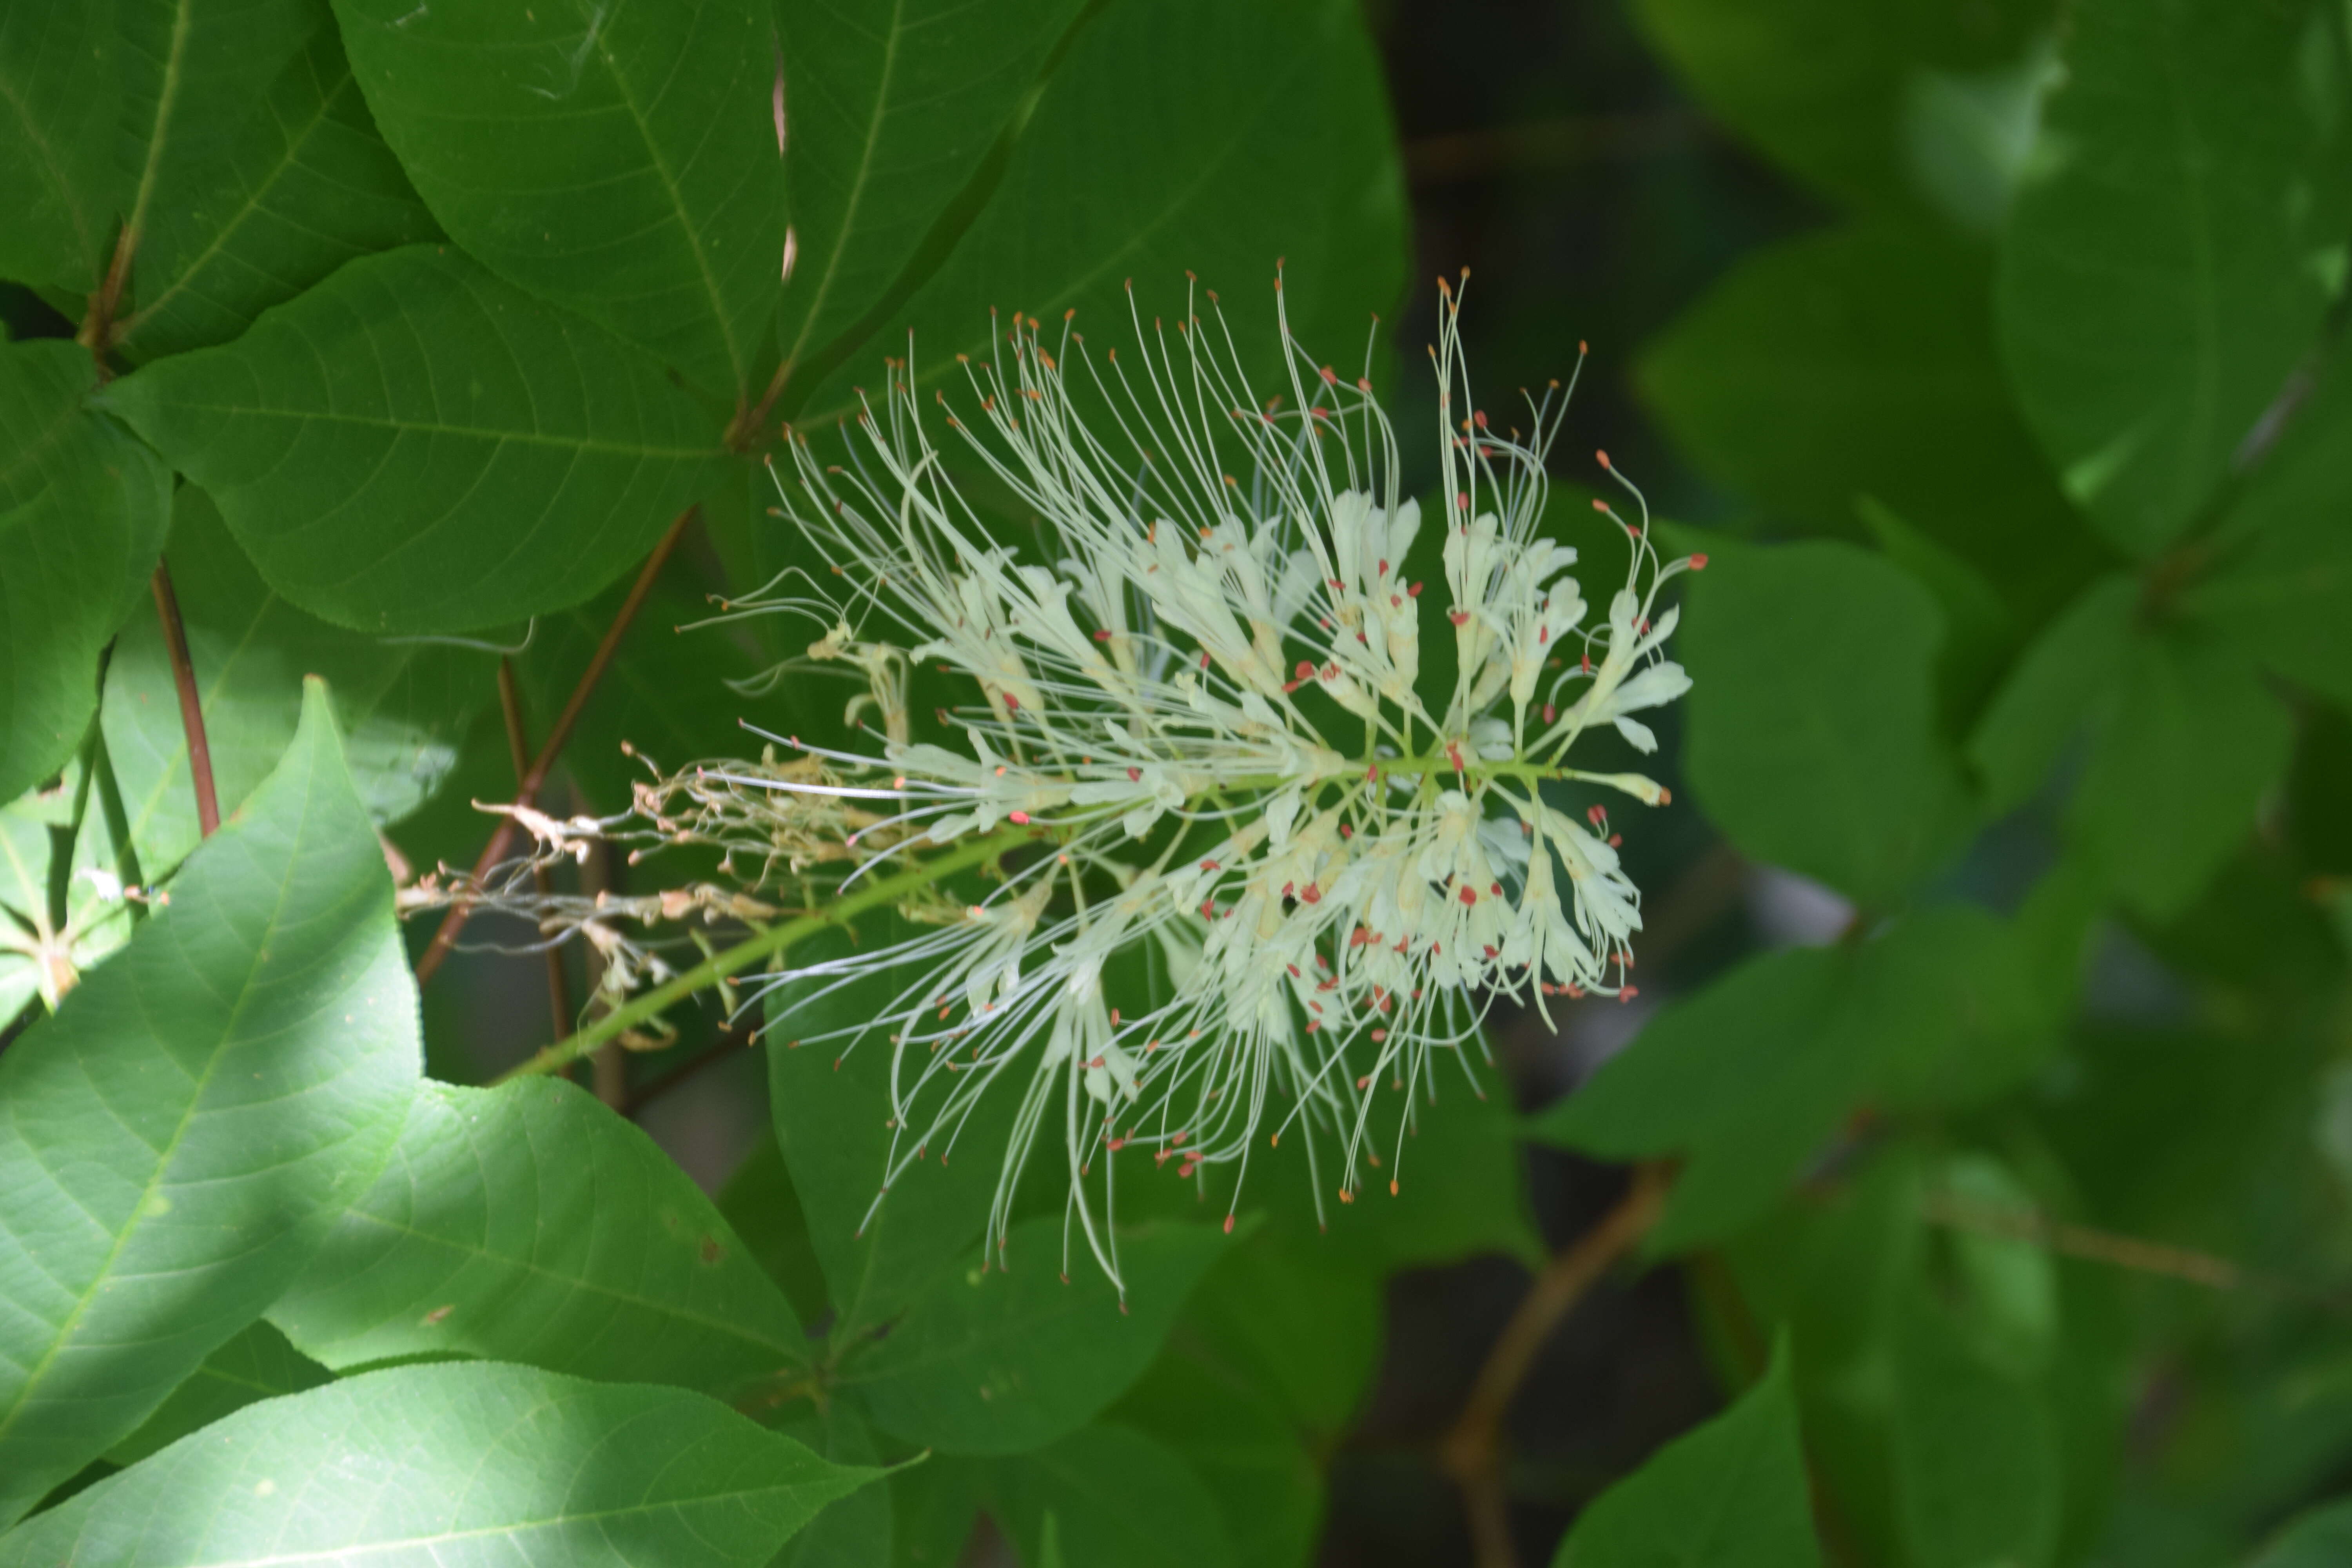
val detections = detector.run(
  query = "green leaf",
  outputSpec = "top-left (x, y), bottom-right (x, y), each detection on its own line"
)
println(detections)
top-left (788, 0), bottom-right (1406, 428)
top-left (1996, 0), bottom-right (2350, 557)
top-left (1888, 1287), bottom-right (2062, 1568)
top-left (773, 0), bottom-right (1087, 378)
top-left (2183, 357), bottom-right (2352, 709)
top-left (2247, 1501), bottom-right (2352, 1568)
top-left (109, 4), bottom-right (439, 362)
top-left (1169, 1226), bottom-right (1381, 1439)
top-left (1553, 1337), bottom-right (1822, 1568)
top-left (102, 1321), bottom-right (330, 1469)
top-left (101, 244), bottom-right (725, 633)
top-left (1632, 0), bottom-right (2051, 216)
top-left (101, 486), bottom-right (489, 878)
top-left (270, 1076), bottom-right (809, 1395)
top-left (772, 1404), bottom-right (893, 1568)
top-left (1680, 539), bottom-right (1974, 909)
top-left (984, 1423), bottom-right (1239, 1568)
top-left (1533, 907), bottom-right (2050, 1249)
top-left (0, 339), bottom-right (172, 805)
top-left (0, 1361), bottom-right (880, 1566)
top-left (1112, 1319), bottom-right (1323, 1568)
top-left (2069, 622), bottom-right (2292, 920)
top-left (766, 913), bottom-right (1017, 1340)
top-left (718, 1132), bottom-right (831, 1330)
top-left (846, 1214), bottom-right (1226, 1456)
top-left (333, 0), bottom-right (787, 399)
top-left (0, 1), bottom-right (121, 293)
top-left (1967, 575), bottom-right (2137, 817)
top-left (0, 682), bottom-right (418, 1524)
top-left (1638, 226), bottom-right (2095, 611)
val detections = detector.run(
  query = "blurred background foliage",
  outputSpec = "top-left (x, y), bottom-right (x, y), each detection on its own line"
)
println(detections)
top-left (4, 0), bottom-right (2352, 1562)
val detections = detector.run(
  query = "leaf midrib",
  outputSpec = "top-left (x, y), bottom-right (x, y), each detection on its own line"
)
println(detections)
top-left (0, 747), bottom-right (319, 1454)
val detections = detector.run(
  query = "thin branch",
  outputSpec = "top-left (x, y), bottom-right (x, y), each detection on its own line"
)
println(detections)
top-left (497, 659), bottom-right (575, 1051)
top-left (415, 505), bottom-right (696, 985)
top-left (150, 562), bottom-right (219, 838)
top-left (490, 822), bottom-right (1027, 1084)
top-left (1440, 1164), bottom-right (1671, 1568)
top-left (1921, 1191), bottom-right (2262, 1295)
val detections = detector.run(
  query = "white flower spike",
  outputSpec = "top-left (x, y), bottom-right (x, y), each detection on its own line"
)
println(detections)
top-left (735, 272), bottom-right (1698, 1294)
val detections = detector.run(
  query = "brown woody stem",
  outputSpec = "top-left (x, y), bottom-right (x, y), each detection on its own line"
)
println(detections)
top-left (150, 562), bottom-right (219, 839)
top-left (497, 658), bottom-right (575, 1049)
top-left (1440, 1164), bottom-right (1670, 1568)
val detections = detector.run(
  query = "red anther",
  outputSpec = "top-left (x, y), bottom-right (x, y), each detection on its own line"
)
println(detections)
top-left (1608, 833), bottom-right (1622, 847)
top-left (1592, 499), bottom-right (1608, 512)
top-left (1281, 882), bottom-right (1295, 900)
top-left (1178, 1163), bottom-right (1195, 1178)
top-left (1659, 787), bottom-right (1673, 805)
top-left (1449, 610), bottom-right (1470, 626)
top-left (1596, 449), bottom-right (1611, 469)
top-left (1390, 1179), bottom-right (1400, 1196)
top-left (1474, 410), bottom-right (1489, 428)
top-left (1581, 652), bottom-right (1594, 672)
top-left (1366, 764), bottom-right (1380, 783)
top-left (1482, 945), bottom-right (1498, 960)
top-left (1456, 492), bottom-right (1472, 511)
top-left (1350, 925), bottom-right (1372, 947)
top-left (1301, 884), bottom-right (1322, 904)
top-left (1127, 766), bottom-right (1142, 781)
top-left (1689, 553), bottom-right (1710, 571)
top-left (1200, 900), bottom-right (1216, 918)
top-left (1620, 985), bottom-right (1640, 1003)
top-left (1002, 693), bottom-right (1020, 711)
top-left (1543, 703), bottom-right (1557, 724)
top-left (1459, 886), bottom-right (1477, 906)
top-left (1200, 858), bottom-right (1220, 871)
top-left (1579, 339), bottom-right (1588, 353)
top-left (1172, 1131), bottom-right (1188, 1147)
top-left (1295, 659), bottom-right (1315, 681)
top-left (1357, 376), bottom-right (1372, 391)
top-left (1588, 804), bottom-right (1606, 825)
top-left (1567, 983), bottom-right (1584, 998)
top-left (1408, 580), bottom-right (1424, 597)
top-left (1639, 617), bottom-right (1651, 634)
top-left (1320, 365), bottom-right (1338, 383)
top-left (1287, 962), bottom-right (1301, 978)
top-left (1339, 822), bottom-right (1354, 838)
top-left (1094, 628), bottom-right (1112, 641)
top-left (1489, 881), bottom-right (1502, 895)
top-left (1199, 649), bottom-right (1211, 669)
top-left (1356, 1075), bottom-right (1372, 1090)
top-left (1223, 1214), bottom-right (1236, 1234)
top-left (1328, 577), bottom-right (1345, 592)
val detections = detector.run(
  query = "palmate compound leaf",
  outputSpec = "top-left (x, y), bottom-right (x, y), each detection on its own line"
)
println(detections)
top-left (786, 0), bottom-right (1407, 431)
top-left (0, 1361), bottom-right (882, 1566)
top-left (1677, 537), bottom-right (1975, 913)
top-left (843, 1213), bottom-right (1229, 1457)
top-left (269, 1075), bottom-right (812, 1397)
top-left (0, 339), bottom-right (172, 806)
top-left (1530, 905), bottom-right (2053, 1251)
top-left (773, 0), bottom-right (1089, 384)
top-left (332, 0), bottom-right (787, 401)
top-left (100, 244), bottom-right (727, 635)
top-left (1996, 0), bottom-right (2351, 558)
top-left (102, 487), bottom-right (490, 880)
top-left (0, 682), bottom-right (419, 1525)
top-left (1552, 1337), bottom-right (1822, 1568)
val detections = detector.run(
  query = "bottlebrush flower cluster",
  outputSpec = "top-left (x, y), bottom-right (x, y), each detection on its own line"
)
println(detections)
top-left (715, 273), bottom-right (1701, 1292)
top-left (446, 274), bottom-right (1700, 1295)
